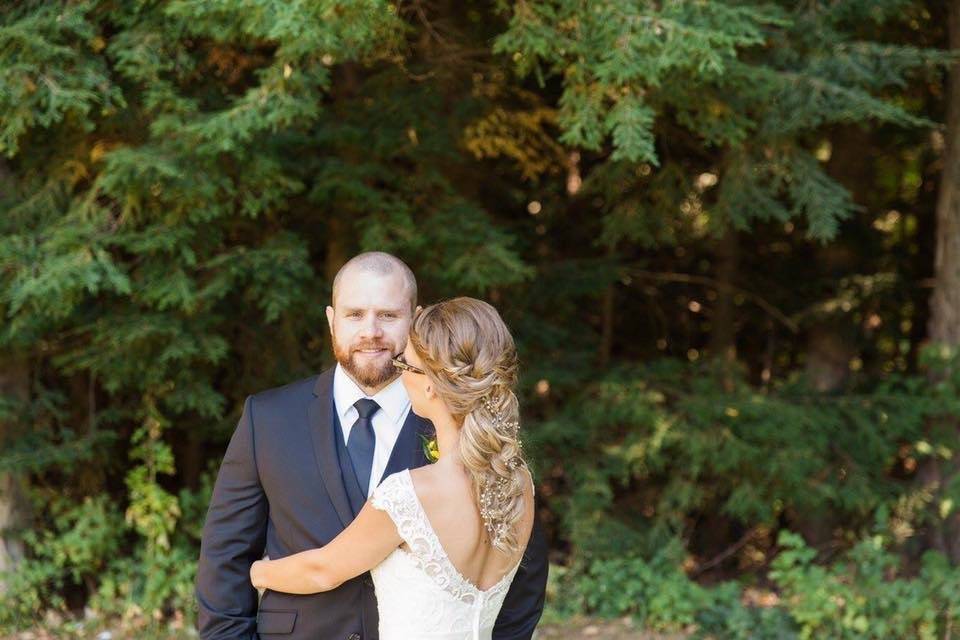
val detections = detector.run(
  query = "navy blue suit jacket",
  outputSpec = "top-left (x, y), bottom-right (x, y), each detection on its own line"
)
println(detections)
top-left (195, 367), bottom-right (548, 639)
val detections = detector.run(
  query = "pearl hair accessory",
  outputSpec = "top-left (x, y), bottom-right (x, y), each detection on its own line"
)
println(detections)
top-left (479, 395), bottom-right (525, 467)
top-left (481, 396), bottom-right (519, 437)
top-left (479, 475), bottom-right (511, 546)
top-left (478, 395), bottom-right (526, 547)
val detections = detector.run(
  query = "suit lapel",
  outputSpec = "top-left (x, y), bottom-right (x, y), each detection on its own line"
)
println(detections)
top-left (379, 410), bottom-right (435, 484)
top-left (307, 368), bottom-right (353, 529)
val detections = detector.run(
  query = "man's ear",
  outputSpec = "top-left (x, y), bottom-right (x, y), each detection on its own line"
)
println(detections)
top-left (414, 304), bottom-right (423, 315)
top-left (325, 305), bottom-right (335, 336)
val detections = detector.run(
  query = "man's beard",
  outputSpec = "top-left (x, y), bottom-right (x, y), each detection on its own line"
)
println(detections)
top-left (332, 333), bottom-right (399, 389)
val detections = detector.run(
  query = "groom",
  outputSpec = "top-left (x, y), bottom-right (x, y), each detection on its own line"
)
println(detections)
top-left (195, 251), bottom-right (548, 639)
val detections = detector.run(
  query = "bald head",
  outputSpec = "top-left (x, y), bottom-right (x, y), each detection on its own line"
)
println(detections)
top-left (331, 252), bottom-right (417, 311)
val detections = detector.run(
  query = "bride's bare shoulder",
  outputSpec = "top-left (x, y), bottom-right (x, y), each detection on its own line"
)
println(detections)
top-left (409, 464), bottom-right (479, 512)
top-left (408, 463), bottom-right (462, 495)
top-left (409, 462), bottom-right (535, 514)
top-left (407, 463), bottom-right (440, 484)
top-left (406, 464), bottom-right (445, 500)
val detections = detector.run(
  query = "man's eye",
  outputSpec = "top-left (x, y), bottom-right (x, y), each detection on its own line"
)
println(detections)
top-left (381, 313), bottom-right (397, 319)
top-left (348, 312), bottom-right (362, 318)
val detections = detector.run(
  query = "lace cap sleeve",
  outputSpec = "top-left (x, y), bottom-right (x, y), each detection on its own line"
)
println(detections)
top-left (370, 470), bottom-right (422, 548)
top-left (371, 471), bottom-right (406, 516)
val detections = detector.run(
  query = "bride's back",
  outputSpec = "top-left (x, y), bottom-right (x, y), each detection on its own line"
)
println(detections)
top-left (409, 463), bottom-right (535, 591)
top-left (384, 296), bottom-right (536, 637)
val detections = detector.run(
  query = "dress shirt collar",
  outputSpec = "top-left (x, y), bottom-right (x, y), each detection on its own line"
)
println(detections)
top-left (333, 362), bottom-right (410, 424)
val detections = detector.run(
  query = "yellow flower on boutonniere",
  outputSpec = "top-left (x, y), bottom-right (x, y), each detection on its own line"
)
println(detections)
top-left (419, 433), bottom-right (440, 463)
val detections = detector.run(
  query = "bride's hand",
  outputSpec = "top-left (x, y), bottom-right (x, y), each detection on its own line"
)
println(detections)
top-left (250, 560), bottom-right (266, 590)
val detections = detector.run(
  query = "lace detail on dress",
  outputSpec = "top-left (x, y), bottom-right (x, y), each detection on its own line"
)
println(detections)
top-left (369, 468), bottom-right (534, 639)
top-left (371, 470), bottom-right (519, 605)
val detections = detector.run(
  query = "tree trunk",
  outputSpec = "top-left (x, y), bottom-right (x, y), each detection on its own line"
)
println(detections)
top-left (325, 62), bottom-right (360, 286)
top-left (799, 124), bottom-right (867, 547)
top-left (920, 0), bottom-right (960, 564)
top-left (0, 474), bottom-right (27, 588)
top-left (0, 355), bottom-right (30, 593)
top-left (0, 161), bottom-right (28, 592)
top-left (708, 226), bottom-right (739, 392)
top-left (598, 243), bottom-right (617, 368)
top-left (179, 430), bottom-right (204, 490)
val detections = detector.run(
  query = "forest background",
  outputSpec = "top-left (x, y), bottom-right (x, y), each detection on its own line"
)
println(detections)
top-left (2, 1), bottom-right (960, 638)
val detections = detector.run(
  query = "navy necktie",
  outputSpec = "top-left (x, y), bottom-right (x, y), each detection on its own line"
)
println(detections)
top-left (347, 398), bottom-right (380, 495)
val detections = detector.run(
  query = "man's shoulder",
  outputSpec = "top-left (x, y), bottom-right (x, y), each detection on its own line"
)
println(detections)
top-left (249, 368), bottom-right (333, 407)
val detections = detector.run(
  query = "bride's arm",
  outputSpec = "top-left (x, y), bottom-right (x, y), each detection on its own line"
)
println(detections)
top-left (249, 500), bottom-right (401, 594)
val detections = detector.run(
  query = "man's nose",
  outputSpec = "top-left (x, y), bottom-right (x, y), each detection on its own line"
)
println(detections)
top-left (359, 315), bottom-right (384, 338)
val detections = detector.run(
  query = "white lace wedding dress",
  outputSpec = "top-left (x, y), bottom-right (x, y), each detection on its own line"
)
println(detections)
top-left (369, 469), bottom-right (524, 640)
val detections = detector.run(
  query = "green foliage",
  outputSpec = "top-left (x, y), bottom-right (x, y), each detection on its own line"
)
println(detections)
top-left (0, 2), bottom-right (124, 156)
top-left (124, 403), bottom-right (180, 554)
top-left (545, 544), bottom-right (787, 637)
top-left (566, 539), bottom-right (714, 631)
top-left (0, 383), bottom-right (117, 474)
top-left (533, 355), bottom-right (954, 562)
top-left (0, 475), bottom-right (212, 634)
top-left (770, 530), bottom-right (960, 639)
top-left (90, 544), bottom-right (198, 623)
top-left (494, 0), bottom-right (950, 239)
top-left (0, 0), bottom-right (955, 634)
top-left (546, 529), bottom-right (960, 639)
top-left (0, 494), bottom-right (124, 631)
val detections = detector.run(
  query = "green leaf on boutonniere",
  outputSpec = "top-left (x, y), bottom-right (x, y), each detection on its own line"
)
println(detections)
top-left (419, 432), bottom-right (439, 463)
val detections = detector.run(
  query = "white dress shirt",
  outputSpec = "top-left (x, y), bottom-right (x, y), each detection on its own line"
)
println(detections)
top-left (333, 363), bottom-right (412, 497)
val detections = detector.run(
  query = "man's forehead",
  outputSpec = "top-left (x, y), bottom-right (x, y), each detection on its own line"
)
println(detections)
top-left (338, 301), bottom-right (407, 312)
top-left (334, 273), bottom-right (410, 307)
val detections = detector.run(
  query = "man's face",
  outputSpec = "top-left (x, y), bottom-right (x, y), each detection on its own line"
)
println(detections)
top-left (326, 269), bottom-right (414, 391)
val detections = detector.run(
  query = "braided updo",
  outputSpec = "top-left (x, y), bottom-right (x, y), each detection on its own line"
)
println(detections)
top-left (407, 297), bottom-right (528, 554)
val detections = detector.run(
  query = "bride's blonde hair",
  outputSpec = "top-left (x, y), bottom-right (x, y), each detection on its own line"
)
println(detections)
top-left (408, 297), bottom-right (528, 554)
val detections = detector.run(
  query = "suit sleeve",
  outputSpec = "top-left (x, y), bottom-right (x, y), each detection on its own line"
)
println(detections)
top-left (196, 396), bottom-right (268, 640)
top-left (492, 501), bottom-right (549, 640)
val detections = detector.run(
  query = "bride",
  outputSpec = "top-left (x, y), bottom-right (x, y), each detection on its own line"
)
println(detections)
top-left (250, 297), bottom-right (536, 640)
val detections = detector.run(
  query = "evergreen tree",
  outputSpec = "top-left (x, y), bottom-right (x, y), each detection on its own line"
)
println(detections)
top-left (0, 0), bottom-right (956, 633)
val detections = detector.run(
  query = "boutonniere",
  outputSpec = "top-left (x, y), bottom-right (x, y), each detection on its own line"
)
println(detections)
top-left (419, 432), bottom-right (439, 463)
